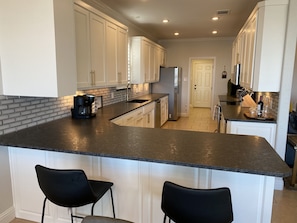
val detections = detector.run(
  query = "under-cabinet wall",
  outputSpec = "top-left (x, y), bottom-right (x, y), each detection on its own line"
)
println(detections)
top-left (0, 147), bottom-right (13, 222)
top-left (0, 85), bottom-right (149, 136)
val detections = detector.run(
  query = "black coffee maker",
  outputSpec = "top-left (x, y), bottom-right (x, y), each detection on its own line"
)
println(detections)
top-left (71, 95), bottom-right (96, 119)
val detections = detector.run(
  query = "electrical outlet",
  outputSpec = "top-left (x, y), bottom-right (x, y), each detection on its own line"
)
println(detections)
top-left (111, 92), bottom-right (114, 99)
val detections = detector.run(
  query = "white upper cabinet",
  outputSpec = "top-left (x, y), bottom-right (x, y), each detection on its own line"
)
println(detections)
top-left (105, 22), bottom-right (118, 86)
top-left (0, 0), bottom-right (77, 97)
top-left (74, 1), bottom-right (128, 89)
top-left (117, 27), bottom-right (129, 86)
top-left (75, 6), bottom-right (106, 88)
top-left (90, 13), bottom-right (106, 86)
top-left (130, 36), bottom-right (166, 84)
top-left (105, 22), bottom-right (128, 86)
top-left (234, 0), bottom-right (288, 92)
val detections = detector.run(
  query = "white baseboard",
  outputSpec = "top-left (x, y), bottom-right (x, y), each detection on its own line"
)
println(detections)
top-left (0, 206), bottom-right (15, 223)
top-left (180, 112), bottom-right (189, 117)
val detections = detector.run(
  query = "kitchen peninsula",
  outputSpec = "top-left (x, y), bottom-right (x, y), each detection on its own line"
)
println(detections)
top-left (218, 94), bottom-right (277, 151)
top-left (0, 94), bottom-right (290, 223)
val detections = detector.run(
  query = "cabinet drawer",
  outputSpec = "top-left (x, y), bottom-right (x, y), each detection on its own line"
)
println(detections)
top-left (143, 102), bottom-right (155, 113)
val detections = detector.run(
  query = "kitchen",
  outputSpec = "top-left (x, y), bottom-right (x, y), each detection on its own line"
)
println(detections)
top-left (0, 0), bottom-right (297, 223)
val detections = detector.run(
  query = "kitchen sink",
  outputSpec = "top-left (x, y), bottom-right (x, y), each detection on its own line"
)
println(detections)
top-left (127, 99), bottom-right (148, 103)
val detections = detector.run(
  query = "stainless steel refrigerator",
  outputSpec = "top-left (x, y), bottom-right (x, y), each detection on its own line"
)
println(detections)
top-left (152, 67), bottom-right (182, 121)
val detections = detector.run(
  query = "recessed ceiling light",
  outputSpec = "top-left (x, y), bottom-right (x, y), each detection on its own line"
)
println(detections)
top-left (174, 32), bottom-right (179, 36)
top-left (163, 19), bottom-right (169, 23)
top-left (212, 30), bottom-right (218, 34)
top-left (212, 16), bottom-right (219, 21)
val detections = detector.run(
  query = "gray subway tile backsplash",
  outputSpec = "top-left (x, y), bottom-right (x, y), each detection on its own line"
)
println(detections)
top-left (0, 84), bottom-right (150, 135)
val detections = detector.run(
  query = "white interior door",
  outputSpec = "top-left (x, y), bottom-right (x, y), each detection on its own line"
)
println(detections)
top-left (191, 60), bottom-right (213, 107)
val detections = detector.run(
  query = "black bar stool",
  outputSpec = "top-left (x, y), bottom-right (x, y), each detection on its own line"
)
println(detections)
top-left (161, 181), bottom-right (233, 223)
top-left (35, 165), bottom-right (115, 223)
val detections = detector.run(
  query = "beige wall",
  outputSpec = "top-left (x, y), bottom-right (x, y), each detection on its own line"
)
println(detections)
top-left (290, 46), bottom-right (297, 110)
top-left (0, 147), bottom-right (13, 217)
top-left (160, 38), bottom-right (233, 116)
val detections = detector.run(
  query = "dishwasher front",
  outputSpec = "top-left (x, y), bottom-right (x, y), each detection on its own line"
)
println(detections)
top-left (155, 99), bottom-right (161, 128)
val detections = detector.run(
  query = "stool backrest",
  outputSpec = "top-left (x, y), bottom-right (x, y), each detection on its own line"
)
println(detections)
top-left (35, 165), bottom-right (96, 207)
top-left (161, 181), bottom-right (233, 223)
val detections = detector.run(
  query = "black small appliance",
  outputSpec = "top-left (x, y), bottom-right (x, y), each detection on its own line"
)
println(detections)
top-left (71, 95), bottom-right (96, 119)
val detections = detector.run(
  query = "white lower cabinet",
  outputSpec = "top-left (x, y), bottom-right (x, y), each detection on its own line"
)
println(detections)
top-left (111, 107), bottom-right (143, 127)
top-left (219, 114), bottom-right (226, 133)
top-left (226, 121), bottom-right (276, 147)
top-left (133, 108), bottom-right (145, 127)
top-left (9, 146), bottom-right (276, 223)
top-left (111, 102), bottom-right (155, 128)
top-left (143, 102), bottom-right (155, 128)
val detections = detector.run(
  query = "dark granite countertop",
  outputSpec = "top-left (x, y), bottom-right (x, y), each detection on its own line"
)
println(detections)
top-left (0, 94), bottom-right (290, 177)
top-left (221, 105), bottom-right (276, 123)
top-left (219, 95), bottom-right (277, 123)
top-left (218, 95), bottom-right (241, 104)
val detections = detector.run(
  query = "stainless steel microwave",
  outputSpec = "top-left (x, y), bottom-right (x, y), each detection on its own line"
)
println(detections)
top-left (231, 64), bottom-right (240, 85)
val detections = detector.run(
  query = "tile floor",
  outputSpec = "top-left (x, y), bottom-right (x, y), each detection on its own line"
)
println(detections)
top-left (162, 107), bottom-right (218, 132)
top-left (10, 107), bottom-right (297, 223)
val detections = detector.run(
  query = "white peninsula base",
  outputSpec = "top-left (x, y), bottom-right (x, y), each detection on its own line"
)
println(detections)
top-left (9, 147), bottom-right (275, 223)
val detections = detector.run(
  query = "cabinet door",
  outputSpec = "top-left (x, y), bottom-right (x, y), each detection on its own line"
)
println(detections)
top-left (0, 0), bottom-right (76, 97)
top-left (159, 48), bottom-right (166, 67)
top-left (245, 16), bottom-right (256, 89)
top-left (75, 6), bottom-right (91, 89)
top-left (142, 40), bottom-right (151, 83)
top-left (143, 103), bottom-right (155, 128)
top-left (226, 121), bottom-right (276, 147)
top-left (153, 46), bottom-right (161, 82)
top-left (143, 110), bottom-right (154, 128)
top-left (90, 13), bottom-right (105, 86)
top-left (241, 15), bottom-right (257, 89)
top-left (148, 45), bottom-right (155, 82)
top-left (117, 27), bottom-right (128, 85)
top-left (105, 22), bottom-right (118, 86)
top-left (133, 108), bottom-right (144, 127)
top-left (239, 31), bottom-right (248, 87)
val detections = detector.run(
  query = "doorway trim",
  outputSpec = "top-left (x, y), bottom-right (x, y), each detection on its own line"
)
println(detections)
top-left (187, 57), bottom-right (216, 112)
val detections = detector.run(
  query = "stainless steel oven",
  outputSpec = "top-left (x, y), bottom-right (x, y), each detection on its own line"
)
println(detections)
top-left (155, 99), bottom-right (161, 128)
top-left (213, 104), bottom-right (221, 133)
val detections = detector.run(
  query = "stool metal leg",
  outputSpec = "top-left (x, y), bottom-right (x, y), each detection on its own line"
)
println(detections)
top-left (110, 188), bottom-right (115, 218)
top-left (90, 188), bottom-right (115, 218)
top-left (41, 197), bottom-right (47, 223)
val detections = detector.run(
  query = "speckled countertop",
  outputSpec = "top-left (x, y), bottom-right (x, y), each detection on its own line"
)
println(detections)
top-left (218, 95), bottom-right (241, 104)
top-left (0, 94), bottom-right (290, 177)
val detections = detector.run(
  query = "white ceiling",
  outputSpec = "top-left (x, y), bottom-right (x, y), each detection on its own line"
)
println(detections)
top-left (95, 0), bottom-right (262, 40)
